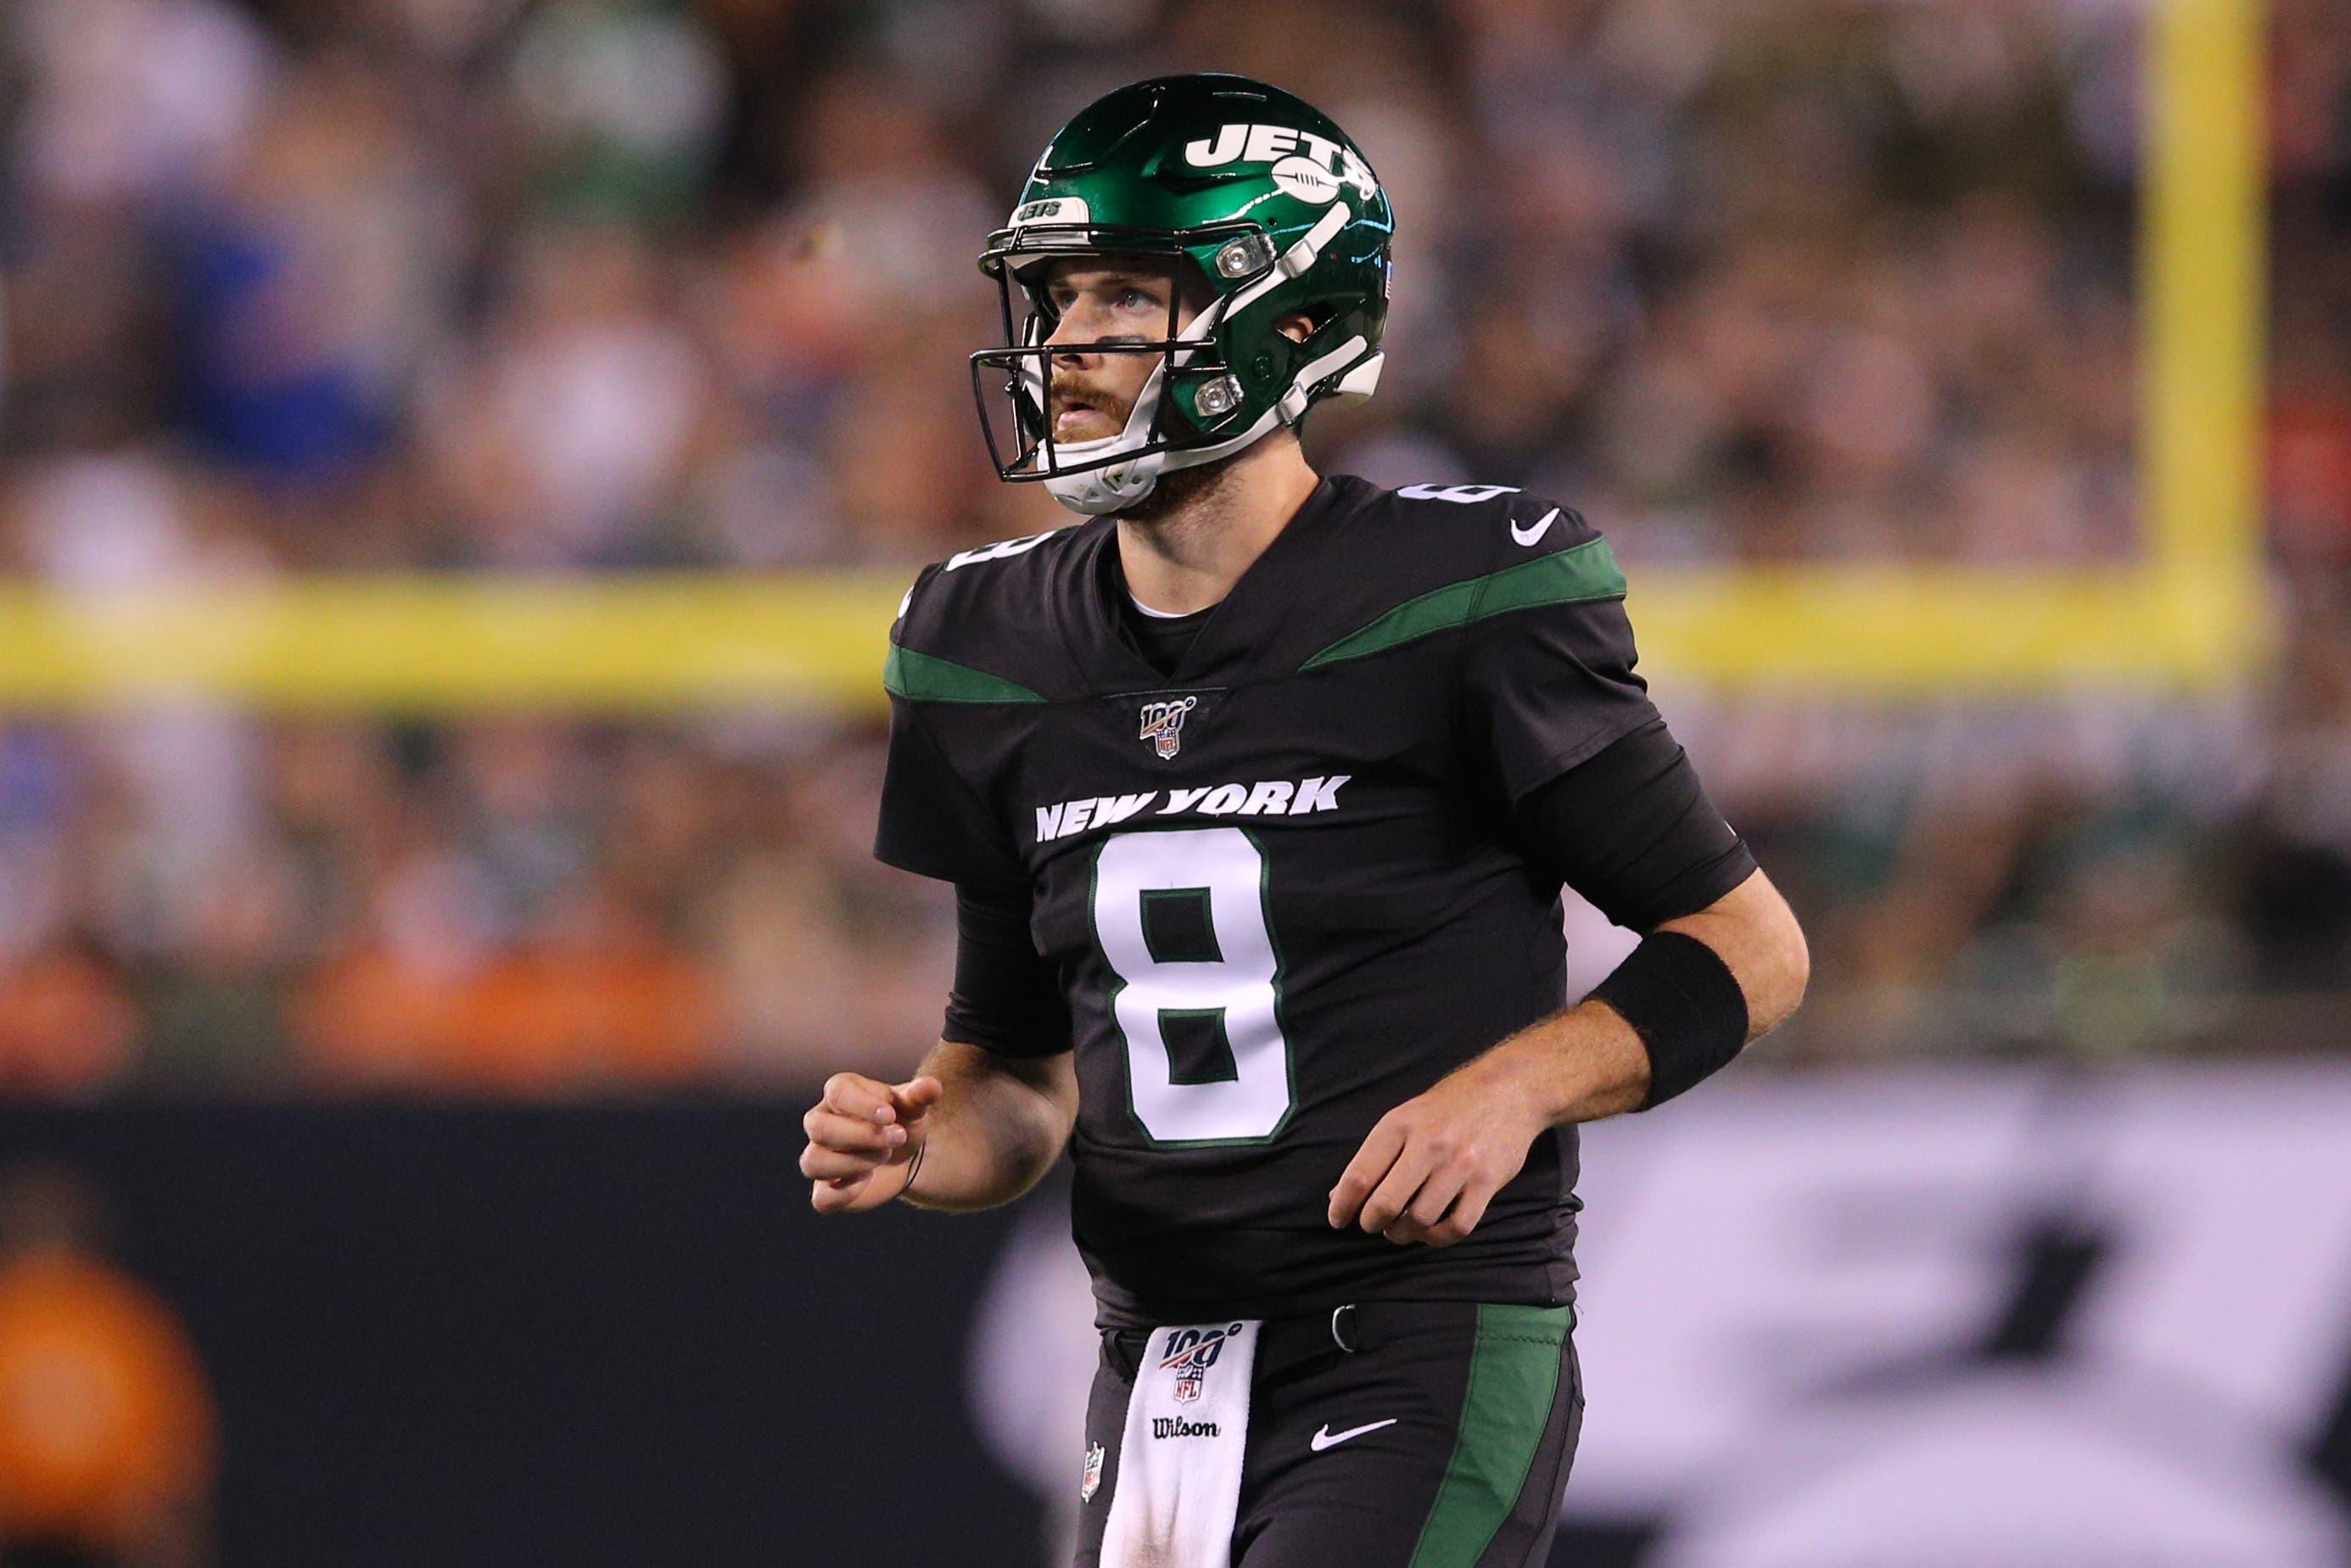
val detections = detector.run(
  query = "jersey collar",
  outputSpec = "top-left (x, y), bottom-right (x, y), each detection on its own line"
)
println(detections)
top-left (1060, 477), bottom-right (1362, 694)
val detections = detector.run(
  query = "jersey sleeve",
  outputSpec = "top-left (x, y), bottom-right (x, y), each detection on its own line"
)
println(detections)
top-left (872, 697), bottom-right (1027, 884)
top-left (871, 569), bottom-right (1027, 885)
top-left (1459, 507), bottom-right (1663, 807)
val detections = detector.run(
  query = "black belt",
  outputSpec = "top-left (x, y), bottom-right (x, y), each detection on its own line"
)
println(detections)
top-left (1106, 1298), bottom-right (1497, 1364)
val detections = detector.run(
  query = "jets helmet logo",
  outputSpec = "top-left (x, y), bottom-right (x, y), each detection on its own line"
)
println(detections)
top-left (1139, 697), bottom-right (1198, 761)
top-left (1180, 124), bottom-right (1379, 207)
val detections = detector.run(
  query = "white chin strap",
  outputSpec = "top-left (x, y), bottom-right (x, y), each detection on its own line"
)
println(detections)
top-left (1037, 207), bottom-right (1378, 517)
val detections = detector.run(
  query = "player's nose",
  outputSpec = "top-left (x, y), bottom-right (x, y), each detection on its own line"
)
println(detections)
top-left (1044, 301), bottom-right (1112, 356)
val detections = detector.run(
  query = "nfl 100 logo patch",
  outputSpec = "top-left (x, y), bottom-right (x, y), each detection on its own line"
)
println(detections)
top-left (1139, 697), bottom-right (1199, 761)
top-left (1157, 1322), bottom-right (1245, 1404)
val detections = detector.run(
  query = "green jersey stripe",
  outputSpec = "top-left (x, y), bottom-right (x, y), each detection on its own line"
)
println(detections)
top-left (1300, 539), bottom-right (1626, 669)
top-left (1406, 1302), bottom-right (1575, 1568)
top-left (882, 644), bottom-right (1046, 704)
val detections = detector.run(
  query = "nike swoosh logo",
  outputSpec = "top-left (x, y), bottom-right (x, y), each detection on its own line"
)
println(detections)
top-left (1509, 507), bottom-right (1559, 547)
top-left (1309, 1418), bottom-right (1398, 1452)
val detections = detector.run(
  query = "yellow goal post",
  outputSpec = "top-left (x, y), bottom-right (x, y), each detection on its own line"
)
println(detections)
top-left (0, 0), bottom-right (2265, 713)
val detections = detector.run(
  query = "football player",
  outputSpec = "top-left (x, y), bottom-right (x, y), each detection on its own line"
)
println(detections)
top-left (800, 73), bottom-right (1809, 1568)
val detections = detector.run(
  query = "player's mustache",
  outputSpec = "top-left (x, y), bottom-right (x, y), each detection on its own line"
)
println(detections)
top-left (1049, 378), bottom-right (1129, 423)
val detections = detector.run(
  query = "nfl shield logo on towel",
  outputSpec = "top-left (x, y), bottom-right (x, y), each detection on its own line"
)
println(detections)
top-left (1081, 1442), bottom-right (1105, 1503)
top-left (1157, 1321), bottom-right (1244, 1404)
top-left (1139, 697), bottom-right (1198, 760)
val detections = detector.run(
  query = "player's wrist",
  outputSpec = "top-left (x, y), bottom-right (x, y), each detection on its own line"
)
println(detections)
top-left (1455, 1035), bottom-right (1572, 1139)
top-left (1486, 1010), bottom-right (1647, 1128)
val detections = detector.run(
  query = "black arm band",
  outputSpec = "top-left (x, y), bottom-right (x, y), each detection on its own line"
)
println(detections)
top-left (942, 882), bottom-right (1072, 1058)
top-left (1587, 930), bottom-right (1749, 1110)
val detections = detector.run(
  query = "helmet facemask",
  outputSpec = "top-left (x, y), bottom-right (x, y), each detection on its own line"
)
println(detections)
top-left (970, 227), bottom-right (1261, 515)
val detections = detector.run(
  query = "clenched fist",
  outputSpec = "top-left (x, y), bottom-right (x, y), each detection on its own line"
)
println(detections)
top-left (800, 1072), bottom-right (943, 1213)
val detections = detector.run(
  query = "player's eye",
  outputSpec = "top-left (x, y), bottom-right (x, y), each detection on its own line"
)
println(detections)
top-left (1117, 287), bottom-right (1155, 311)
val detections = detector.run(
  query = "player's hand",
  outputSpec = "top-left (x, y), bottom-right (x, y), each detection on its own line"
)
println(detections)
top-left (801, 1072), bottom-right (943, 1214)
top-left (1327, 1056), bottom-right (1550, 1246)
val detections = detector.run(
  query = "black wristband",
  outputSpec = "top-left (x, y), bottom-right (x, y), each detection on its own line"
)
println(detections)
top-left (1587, 930), bottom-right (1749, 1110)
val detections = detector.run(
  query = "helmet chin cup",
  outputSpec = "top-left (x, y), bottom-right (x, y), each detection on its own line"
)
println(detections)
top-left (1039, 361), bottom-right (1168, 514)
top-left (1041, 445), bottom-right (1164, 514)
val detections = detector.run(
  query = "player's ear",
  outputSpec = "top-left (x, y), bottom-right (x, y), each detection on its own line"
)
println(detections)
top-left (1275, 311), bottom-right (1313, 343)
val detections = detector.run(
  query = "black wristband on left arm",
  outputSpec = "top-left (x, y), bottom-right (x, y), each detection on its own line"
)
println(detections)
top-left (1586, 930), bottom-right (1749, 1110)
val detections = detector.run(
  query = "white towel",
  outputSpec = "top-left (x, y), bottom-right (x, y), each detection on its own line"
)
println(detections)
top-left (1099, 1319), bottom-right (1260, 1568)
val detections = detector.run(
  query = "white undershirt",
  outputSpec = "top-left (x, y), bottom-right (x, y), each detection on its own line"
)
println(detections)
top-left (1125, 592), bottom-right (1204, 620)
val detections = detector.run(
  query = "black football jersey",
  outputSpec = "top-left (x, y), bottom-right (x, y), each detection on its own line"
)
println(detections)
top-left (875, 475), bottom-right (1660, 1328)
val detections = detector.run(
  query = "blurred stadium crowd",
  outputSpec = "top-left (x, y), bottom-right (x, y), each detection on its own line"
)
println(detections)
top-left (1, 0), bottom-right (2348, 1095)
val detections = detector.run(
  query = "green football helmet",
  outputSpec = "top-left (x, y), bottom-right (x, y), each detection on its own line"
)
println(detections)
top-left (971, 73), bottom-right (1393, 514)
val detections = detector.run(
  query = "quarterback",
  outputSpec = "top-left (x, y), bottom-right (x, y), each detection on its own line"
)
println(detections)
top-left (800, 74), bottom-right (1809, 1568)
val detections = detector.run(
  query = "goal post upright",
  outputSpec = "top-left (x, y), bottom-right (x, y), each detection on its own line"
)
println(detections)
top-left (0, 0), bottom-right (2271, 711)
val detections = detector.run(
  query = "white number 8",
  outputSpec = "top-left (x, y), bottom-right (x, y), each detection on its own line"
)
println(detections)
top-left (1091, 828), bottom-right (1294, 1145)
